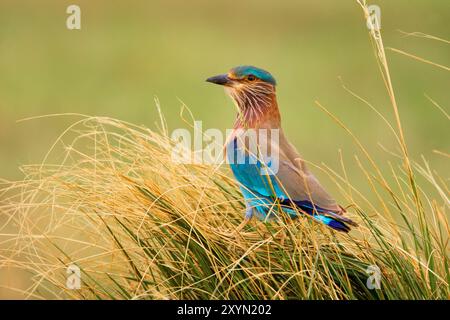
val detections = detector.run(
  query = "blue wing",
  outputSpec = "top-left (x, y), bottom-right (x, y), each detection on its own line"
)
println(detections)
top-left (227, 137), bottom-right (355, 232)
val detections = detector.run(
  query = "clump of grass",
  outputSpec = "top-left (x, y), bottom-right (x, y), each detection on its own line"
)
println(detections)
top-left (0, 1), bottom-right (448, 299)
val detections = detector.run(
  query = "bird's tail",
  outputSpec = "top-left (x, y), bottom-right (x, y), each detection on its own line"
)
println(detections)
top-left (282, 200), bottom-right (358, 233)
top-left (312, 214), bottom-right (352, 233)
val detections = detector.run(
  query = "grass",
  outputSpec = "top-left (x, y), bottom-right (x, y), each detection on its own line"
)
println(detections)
top-left (0, 1), bottom-right (448, 299)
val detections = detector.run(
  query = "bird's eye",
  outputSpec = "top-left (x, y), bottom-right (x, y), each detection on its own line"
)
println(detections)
top-left (247, 75), bottom-right (256, 81)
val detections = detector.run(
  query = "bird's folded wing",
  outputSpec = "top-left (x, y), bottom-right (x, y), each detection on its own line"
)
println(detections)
top-left (230, 130), bottom-right (341, 213)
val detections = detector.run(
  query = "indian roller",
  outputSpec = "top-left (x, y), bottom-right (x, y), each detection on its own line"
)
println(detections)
top-left (206, 66), bottom-right (357, 232)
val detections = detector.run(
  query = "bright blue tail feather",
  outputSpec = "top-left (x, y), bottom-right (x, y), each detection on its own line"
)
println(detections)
top-left (240, 188), bottom-right (353, 233)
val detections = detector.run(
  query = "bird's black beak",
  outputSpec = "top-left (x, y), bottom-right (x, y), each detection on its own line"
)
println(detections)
top-left (206, 74), bottom-right (230, 86)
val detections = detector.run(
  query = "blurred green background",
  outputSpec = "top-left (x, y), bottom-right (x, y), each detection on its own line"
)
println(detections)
top-left (0, 0), bottom-right (449, 299)
top-left (0, 0), bottom-right (449, 182)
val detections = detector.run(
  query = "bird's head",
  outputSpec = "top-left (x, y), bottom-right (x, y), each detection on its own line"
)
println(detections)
top-left (206, 66), bottom-right (278, 125)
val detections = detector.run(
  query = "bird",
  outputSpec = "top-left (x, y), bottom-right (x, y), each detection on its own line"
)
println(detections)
top-left (206, 65), bottom-right (357, 233)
